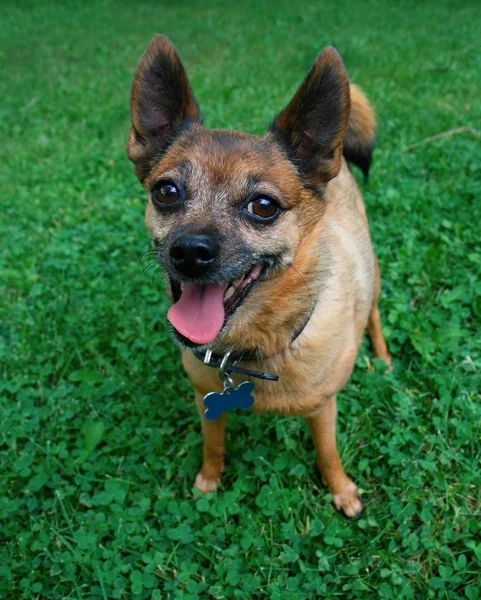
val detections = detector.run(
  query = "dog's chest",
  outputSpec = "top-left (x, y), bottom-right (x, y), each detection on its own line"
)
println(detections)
top-left (182, 326), bottom-right (361, 417)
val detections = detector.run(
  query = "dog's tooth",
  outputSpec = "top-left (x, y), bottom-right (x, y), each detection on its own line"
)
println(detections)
top-left (232, 277), bottom-right (244, 289)
top-left (240, 277), bottom-right (251, 291)
top-left (224, 286), bottom-right (235, 300)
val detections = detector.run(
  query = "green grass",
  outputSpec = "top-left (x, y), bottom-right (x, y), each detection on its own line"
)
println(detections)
top-left (1, 0), bottom-right (481, 598)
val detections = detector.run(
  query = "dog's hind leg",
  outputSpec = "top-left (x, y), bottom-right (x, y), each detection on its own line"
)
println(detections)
top-left (367, 255), bottom-right (392, 368)
top-left (193, 389), bottom-right (228, 494)
top-left (305, 396), bottom-right (363, 518)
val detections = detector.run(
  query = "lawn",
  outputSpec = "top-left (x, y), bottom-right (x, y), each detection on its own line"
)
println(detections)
top-left (1, 0), bottom-right (481, 598)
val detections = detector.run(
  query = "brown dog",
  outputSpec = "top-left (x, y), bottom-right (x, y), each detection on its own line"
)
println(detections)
top-left (127, 35), bottom-right (391, 517)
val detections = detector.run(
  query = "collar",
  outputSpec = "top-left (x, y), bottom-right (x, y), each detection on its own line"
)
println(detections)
top-left (192, 304), bottom-right (315, 382)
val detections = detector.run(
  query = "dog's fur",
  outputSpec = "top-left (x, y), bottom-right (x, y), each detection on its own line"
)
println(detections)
top-left (127, 35), bottom-right (391, 517)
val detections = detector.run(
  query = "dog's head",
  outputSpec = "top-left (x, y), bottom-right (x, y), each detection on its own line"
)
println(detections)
top-left (127, 35), bottom-right (350, 352)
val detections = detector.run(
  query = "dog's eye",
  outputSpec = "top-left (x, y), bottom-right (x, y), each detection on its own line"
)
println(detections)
top-left (152, 181), bottom-right (180, 208)
top-left (246, 197), bottom-right (280, 221)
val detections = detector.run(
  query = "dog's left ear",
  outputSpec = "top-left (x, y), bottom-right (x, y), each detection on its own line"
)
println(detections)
top-left (269, 47), bottom-right (350, 185)
top-left (127, 35), bottom-right (201, 182)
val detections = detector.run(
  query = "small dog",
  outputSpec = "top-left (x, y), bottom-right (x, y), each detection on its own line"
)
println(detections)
top-left (127, 35), bottom-right (391, 517)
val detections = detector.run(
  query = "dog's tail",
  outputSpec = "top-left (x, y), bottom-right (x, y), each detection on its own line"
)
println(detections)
top-left (343, 84), bottom-right (376, 181)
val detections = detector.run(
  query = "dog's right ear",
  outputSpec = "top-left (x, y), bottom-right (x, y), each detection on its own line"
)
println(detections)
top-left (127, 35), bottom-right (201, 182)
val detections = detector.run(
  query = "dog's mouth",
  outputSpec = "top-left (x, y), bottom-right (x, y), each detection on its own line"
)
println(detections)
top-left (167, 263), bottom-right (264, 347)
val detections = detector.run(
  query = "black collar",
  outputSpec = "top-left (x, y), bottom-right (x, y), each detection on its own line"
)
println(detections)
top-left (192, 305), bottom-right (314, 382)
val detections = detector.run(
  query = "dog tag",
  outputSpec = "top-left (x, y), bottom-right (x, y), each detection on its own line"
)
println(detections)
top-left (203, 381), bottom-right (254, 421)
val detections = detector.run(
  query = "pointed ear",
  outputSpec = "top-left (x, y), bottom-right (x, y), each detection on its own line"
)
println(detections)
top-left (126, 35), bottom-right (201, 181)
top-left (269, 47), bottom-right (350, 185)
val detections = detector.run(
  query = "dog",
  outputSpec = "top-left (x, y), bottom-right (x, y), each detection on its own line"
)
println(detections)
top-left (126, 35), bottom-right (391, 517)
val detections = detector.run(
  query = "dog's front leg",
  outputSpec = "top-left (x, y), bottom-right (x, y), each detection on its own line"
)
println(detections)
top-left (193, 389), bottom-right (227, 494)
top-left (305, 395), bottom-right (363, 518)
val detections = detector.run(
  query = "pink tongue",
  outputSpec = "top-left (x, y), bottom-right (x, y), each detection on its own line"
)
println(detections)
top-left (167, 282), bottom-right (229, 344)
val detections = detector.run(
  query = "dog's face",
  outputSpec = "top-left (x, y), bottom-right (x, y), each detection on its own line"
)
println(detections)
top-left (141, 128), bottom-right (312, 349)
top-left (127, 36), bottom-right (350, 351)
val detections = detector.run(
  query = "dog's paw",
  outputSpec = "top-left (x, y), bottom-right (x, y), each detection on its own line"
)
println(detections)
top-left (385, 356), bottom-right (393, 374)
top-left (194, 472), bottom-right (220, 494)
top-left (380, 352), bottom-right (393, 374)
top-left (377, 350), bottom-right (393, 374)
top-left (332, 481), bottom-right (364, 518)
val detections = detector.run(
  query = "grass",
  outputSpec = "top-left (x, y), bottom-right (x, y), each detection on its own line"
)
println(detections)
top-left (1, 0), bottom-right (480, 598)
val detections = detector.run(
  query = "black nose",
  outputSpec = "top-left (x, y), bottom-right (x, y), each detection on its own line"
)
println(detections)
top-left (169, 233), bottom-right (219, 277)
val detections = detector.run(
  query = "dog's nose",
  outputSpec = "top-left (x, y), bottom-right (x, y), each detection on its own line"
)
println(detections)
top-left (170, 233), bottom-right (219, 277)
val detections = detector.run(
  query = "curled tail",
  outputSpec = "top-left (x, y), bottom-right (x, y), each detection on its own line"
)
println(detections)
top-left (343, 84), bottom-right (376, 180)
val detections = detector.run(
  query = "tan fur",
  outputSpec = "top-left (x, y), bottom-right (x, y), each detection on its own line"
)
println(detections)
top-left (127, 37), bottom-right (391, 517)
top-left (345, 84), bottom-right (377, 153)
top-left (181, 156), bottom-right (391, 516)
top-left (182, 158), bottom-right (383, 409)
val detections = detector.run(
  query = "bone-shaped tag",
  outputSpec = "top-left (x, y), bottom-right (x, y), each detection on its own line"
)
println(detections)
top-left (203, 381), bottom-right (255, 421)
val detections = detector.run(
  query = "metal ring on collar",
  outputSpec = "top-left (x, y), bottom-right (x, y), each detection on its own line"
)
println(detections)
top-left (223, 372), bottom-right (235, 389)
top-left (219, 350), bottom-right (232, 381)
top-left (219, 350), bottom-right (232, 371)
